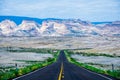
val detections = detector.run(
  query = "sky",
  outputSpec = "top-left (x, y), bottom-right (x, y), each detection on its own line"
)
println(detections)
top-left (0, 0), bottom-right (120, 21)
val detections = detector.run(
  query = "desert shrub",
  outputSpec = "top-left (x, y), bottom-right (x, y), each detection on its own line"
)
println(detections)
top-left (0, 71), bottom-right (16, 80)
top-left (0, 49), bottom-right (60, 80)
top-left (107, 70), bottom-right (120, 79)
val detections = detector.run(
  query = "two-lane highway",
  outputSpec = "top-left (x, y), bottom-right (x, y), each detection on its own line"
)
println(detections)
top-left (13, 51), bottom-right (117, 80)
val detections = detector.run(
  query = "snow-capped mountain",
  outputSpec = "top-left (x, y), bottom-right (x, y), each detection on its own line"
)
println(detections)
top-left (0, 16), bottom-right (120, 36)
top-left (95, 21), bottom-right (120, 36)
top-left (13, 20), bottom-right (41, 36)
top-left (40, 21), bottom-right (70, 36)
top-left (0, 20), bottom-right (17, 36)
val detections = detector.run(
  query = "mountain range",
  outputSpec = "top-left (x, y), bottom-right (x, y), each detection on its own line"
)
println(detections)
top-left (0, 16), bottom-right (120, 37)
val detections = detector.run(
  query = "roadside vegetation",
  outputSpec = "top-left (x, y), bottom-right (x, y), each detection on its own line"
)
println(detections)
top-left (64, 50), bottom-right (120, 79)
top-left (0, 48), bottom-right (60, 80)
top-left (68, 50), bottom-right (120, 57)
top-left (7, 47), bottom-right (54, 53)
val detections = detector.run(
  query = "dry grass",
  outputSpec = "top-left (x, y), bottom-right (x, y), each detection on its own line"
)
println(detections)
top-left (0, 36), bottom-right (120, 56)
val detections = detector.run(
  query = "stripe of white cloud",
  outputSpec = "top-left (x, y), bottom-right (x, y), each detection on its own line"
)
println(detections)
top-left (0, 0), bottom-right (120, 21)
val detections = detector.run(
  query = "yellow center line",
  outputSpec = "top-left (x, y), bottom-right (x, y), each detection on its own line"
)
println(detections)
top-left (58, 62), bottom-right (64, 80)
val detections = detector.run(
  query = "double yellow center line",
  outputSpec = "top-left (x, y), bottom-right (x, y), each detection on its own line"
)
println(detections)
top-left (58, 62), bottom-right (64, 80)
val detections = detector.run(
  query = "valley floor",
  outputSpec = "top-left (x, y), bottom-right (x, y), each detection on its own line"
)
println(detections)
top-left (0, 36), bottom-right (120, 56)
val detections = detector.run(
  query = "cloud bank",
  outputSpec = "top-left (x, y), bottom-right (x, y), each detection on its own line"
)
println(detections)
top-left (0, 0), bottom-right (120, 21)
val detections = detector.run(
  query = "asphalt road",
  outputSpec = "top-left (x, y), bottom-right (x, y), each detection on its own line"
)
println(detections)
top-left (13, 51), bottom-right (117, 80)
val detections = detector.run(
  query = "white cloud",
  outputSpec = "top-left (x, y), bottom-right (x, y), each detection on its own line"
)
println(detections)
top-left (0, 0), bottom-right (120, 21)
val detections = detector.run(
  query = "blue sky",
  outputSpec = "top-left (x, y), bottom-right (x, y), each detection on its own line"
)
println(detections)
top-left (0, 0), bottom-right (120, 21)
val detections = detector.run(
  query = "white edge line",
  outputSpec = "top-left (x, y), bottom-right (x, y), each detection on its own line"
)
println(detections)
top-left (13, 62), bottom-right (56, 80)
top-left (80, 66), bottom-right (113, 80)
